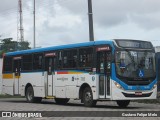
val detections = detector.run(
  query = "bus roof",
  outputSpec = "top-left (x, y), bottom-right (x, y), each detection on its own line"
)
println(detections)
top-left (5, 40), bottom-right (113, 56)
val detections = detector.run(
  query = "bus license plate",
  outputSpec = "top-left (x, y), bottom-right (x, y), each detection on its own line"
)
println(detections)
top-left (135, 92), bottom-right (142, 95)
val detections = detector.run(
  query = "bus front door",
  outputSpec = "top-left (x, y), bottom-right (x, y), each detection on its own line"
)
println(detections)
top-left (97, 51), bottom-right (111, 99)
top-left (45, 56), bottom-right (55, 97)
top-left (13, 58), bottom-right (21, 95)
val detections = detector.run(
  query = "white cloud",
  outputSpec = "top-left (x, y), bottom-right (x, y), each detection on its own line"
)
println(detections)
top-left (0, 0), bottom-right (160, 47)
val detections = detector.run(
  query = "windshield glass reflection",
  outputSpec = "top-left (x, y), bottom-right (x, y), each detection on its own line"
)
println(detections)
top-left (115, 51), bottom-right (156, 78)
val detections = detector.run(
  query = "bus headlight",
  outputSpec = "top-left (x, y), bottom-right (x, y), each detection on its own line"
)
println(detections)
top-left (114, 81), bottom-right (124, 90)
top-left (152, 84), bottom-right (157, 90)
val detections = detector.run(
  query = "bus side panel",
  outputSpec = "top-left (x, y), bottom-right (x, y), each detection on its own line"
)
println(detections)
top-left (55, 74), bottom-right (69, 98)
top-left (77, 74), bottom-right (98, 100)
top-left (55, 87), bottom-right (65, 98)
top-left (2, 86), bottom-right (14, 95)
top-left (55, 73), bottom-right (97, 99)
top-left (92, 75), bottom-right (98, 100)
top-left (20, 72), bottom-right (45, 97)
top-left (2, 77), bottom-right (14, 95)
top-left (65, 74), bottom-right (78, 99)
top-left (66, 86), bottom-right (78, 98)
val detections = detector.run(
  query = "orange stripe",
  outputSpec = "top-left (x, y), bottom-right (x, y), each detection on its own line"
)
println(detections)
top-left (68, 71), bottom-right (83, 74)
top-left (15, 76), bottom-right (21, 78)
top-left (57, 71), bottom-right (68, 74)
top-left (3, 74), bottom-right (13, 79)
top-left (57, 71), bottom-right (84, 74)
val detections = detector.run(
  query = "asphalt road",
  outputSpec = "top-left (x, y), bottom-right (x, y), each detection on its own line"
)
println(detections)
top-left (0, 98), bottom-right (160, 120)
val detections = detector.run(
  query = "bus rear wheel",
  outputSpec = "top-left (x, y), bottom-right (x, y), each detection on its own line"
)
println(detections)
top-left (83, 87), bottom-right (97, 107)
top-left (26, 86), bottom-right (42, 103)
top-left (55, 98), bottom-right (70, 105)
top-left (116, 100), bottom-right (130, 108)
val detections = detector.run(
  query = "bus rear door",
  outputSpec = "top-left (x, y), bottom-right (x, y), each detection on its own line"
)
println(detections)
top-left (45, 53), bottom-right (56, 97)
top-left (13, 56), bottom-right (22, 95)
top-left (97, 46), bottom-right (111, 99)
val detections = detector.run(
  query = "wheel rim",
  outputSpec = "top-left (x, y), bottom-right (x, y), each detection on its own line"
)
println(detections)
top-left (85, 91), bottom-right (92, 103)
top-left (27, 90), bottom-right (33, 101)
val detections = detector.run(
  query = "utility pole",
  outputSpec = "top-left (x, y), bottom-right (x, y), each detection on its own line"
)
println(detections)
top-left (18, 0), bottom-right (24, 42)
top-left (33, 0), bottom-right (36, 48)
top-left (88, 0), bottom-right (94, 41)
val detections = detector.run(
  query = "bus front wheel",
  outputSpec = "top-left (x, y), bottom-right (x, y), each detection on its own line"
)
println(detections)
top-left (116, 100), bottom-right (130, 108)
top-left (83, 87), bottom-right (97, 107)
top-left (26, 86), bottom-right (42, 103)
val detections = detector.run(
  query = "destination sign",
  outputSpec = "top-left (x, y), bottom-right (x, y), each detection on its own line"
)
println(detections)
top-left (115, 40), bottom-right (153, 49)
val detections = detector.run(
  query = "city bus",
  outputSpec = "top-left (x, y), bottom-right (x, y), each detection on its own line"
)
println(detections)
top-left (1, 39), bottom-right (157, 107)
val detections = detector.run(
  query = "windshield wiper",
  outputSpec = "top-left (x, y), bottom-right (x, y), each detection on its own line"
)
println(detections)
top-left (125, 50), bottom-right (136, 67)
top-left (138, 51), bottom-right (148, 69)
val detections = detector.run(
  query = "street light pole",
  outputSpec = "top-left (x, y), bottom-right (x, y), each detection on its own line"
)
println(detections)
top-left (88, 0), bottom-right (94, 41)
top-left (33, 0), bottom-right (36, 48)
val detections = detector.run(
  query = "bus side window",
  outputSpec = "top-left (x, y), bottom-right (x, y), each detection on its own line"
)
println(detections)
top-left (33, 53), bottom-right (43, 70)
top-left (73, 53), bottom-right (77, 68)
top-left (58, 51), bottom-right (62, 69)
top-left (22, 54), bottom-right (33, 71)
top-left (79, 48), bottom-right (93, 68)
top-left (62, 49), bottom-right (77, 69)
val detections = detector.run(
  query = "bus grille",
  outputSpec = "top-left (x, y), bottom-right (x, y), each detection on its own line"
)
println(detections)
top-left (122, 92), bottom-right (152, 97)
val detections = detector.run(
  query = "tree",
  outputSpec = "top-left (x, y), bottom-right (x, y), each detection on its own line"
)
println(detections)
top-left (0, 38), bottom-right (31, 58)
top-left (18, 41), bottom-right (31, 50)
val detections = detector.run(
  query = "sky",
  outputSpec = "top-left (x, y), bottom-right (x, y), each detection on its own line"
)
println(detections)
top-left (0, 0), bottom-right (160, 48)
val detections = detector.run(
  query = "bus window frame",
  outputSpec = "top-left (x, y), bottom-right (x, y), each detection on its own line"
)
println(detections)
top-left (44, 51), bottom-right (57, 71)
top-left (33, 52), bottom-right (44, 71)
top-left (78, 47), bottom-right (94, 70)
top-left (62, 49), bottom-right (78, 70)
top-left (22, 54), bottom-right (33, 72)
top-left (3, 56), bottom-right (13, 73)
top-left (57, 51), bottom-right (63, 70)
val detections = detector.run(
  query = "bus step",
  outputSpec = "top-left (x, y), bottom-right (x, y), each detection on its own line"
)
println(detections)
top-left (14, 94), bottom-right (21, 96)
top-left (45, 96), bottom-right (55, 99)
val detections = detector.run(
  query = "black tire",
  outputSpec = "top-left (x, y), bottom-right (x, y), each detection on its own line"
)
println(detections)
top-left (83, 87), bottom-right (97, 107)
top-left (26, 86), bottom-right (42, 103)
top-left (55, 98), bottom-right (70, 105)
top-left (34, 97), bottom-right (42, 103)
top-left (116, 100), bottom-right (130, 108)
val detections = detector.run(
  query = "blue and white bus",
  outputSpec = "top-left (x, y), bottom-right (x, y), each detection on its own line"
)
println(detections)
top-left (2, 39), bottom-right (157, 107)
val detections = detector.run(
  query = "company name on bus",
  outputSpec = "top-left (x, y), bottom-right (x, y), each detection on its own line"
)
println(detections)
top-left (13, 56), bottom-right (22, 60)
top-left (45, 53), bottom-right (56, 57)
top-left (96, 46), bottom-right (110, 51)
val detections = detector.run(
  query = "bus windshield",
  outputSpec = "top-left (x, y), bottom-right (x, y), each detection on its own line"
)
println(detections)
top-left (115, 50), bottom-right (156, 79)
